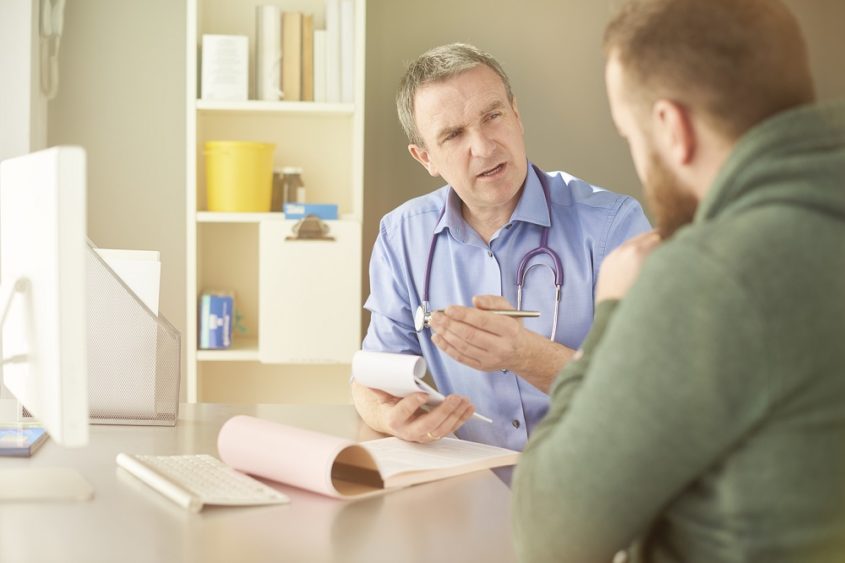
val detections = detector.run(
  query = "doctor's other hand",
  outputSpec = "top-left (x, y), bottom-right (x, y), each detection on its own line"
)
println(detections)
top-left (350, 381), bottom-right (474, 443)
top-left (429, 295), bottom-right (530, 374)
top-left (595, 230), bottom-right (662, 303)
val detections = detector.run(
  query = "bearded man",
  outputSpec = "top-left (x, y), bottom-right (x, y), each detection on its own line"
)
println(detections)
top-left (512, 0), bottom-right (845, 562)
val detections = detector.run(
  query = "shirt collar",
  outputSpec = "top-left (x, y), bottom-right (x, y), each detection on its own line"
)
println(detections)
top-left (433, 162), bottom-right (550, 240)
top-left (510, 163), bottom-right (551, 228)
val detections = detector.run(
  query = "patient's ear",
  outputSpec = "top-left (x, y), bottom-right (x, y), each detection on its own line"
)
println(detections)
top-left (652, 99), bottom-right (696, 166)
top-left (408, 144), bottom-right (438, 177)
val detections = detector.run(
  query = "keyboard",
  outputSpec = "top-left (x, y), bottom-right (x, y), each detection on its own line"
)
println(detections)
top-left (116, 453), bottom-right (290, 513)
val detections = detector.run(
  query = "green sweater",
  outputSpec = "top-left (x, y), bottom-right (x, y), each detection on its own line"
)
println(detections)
top-left (512, 100), bottom-right (845, 563)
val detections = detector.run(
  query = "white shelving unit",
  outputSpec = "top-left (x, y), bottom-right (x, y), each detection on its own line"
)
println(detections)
top-left (197, 100), bottom-right (354, 115)
top-left (185, 0), bottom-right (366, 403)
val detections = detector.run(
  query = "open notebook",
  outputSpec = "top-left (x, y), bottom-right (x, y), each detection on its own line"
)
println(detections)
top-left (217, 415), bottom-right (519, 499)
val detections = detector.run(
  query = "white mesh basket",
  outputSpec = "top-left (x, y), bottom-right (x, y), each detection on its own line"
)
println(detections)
top-left (86, 242), bottom-right (180, 426)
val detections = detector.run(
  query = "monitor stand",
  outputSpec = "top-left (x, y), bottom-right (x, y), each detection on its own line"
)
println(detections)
top-left (0, 399), bottom-right (94, 502)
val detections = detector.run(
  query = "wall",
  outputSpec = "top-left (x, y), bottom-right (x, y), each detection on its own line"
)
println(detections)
top-left (47, 0), bottom-right (187, 383)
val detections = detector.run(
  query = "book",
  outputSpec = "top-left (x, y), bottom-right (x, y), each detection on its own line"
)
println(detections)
top-left (0, 426), bottom-right (48, 457)
top-left (217, 415), bottom-right (519, 499)
top-left (255, 5), bottom-right (282, 101)
top-left (200, 35), bottom-right (248, 101)
top-left (313, 29), bottom-right (327, 103)
top-left (281, 11), bottom-right (303, 101)
top-left (301, 13), bottom-right (314, 101)
top-left (339, 0), bottom-right (355, 103)
top-left (324, 0), bottom-right (341, 103)
top-left (199, 291), bottom-right (234, 349)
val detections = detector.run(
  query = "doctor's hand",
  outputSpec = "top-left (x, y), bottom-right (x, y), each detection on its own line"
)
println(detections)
top-left (429, 295), bottom-right (527, 372)
top-left (595, 230), bottom-right (662, 303)
top-left (350, 381), bottom-right (475, 443)
top-left (428, 295), bottom-right (573, 394)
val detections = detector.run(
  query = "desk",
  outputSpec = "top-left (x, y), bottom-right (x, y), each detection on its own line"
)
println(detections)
top-left (0, 403), bottom-right (518, 563)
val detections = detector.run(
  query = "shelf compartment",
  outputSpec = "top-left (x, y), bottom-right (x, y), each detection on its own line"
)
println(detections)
top-left (196, 212), bottom-right (358, 223)
top-left (197, 337), bottom-right (259, 361)
top-left (195, 112), bottom-right (354, 215)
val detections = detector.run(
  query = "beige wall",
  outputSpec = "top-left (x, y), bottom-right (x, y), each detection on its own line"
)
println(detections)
top-left (45, 0), bottom-right (844, 400)
top-left (47, 0), bottom-right (187, 379)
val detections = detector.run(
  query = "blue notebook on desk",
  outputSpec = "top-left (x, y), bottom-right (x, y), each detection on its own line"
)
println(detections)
top-left (0, 427), bottom-right (48, 457)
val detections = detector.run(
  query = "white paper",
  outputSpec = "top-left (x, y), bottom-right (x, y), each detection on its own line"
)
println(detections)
top-left (362, 437), bottom-right (519, 480)
top-left (351, 351), bottom-right (492, 423)
top-left (351, 350), bottom-right (440, 401)
top-left (94, 248), bottom-right (160, 315)
top-left (201, 35), bottom-right (248, 101)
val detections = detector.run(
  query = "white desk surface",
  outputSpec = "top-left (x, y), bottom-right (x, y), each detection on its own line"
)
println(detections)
top-left (0, 403), bottom-right (518, 563)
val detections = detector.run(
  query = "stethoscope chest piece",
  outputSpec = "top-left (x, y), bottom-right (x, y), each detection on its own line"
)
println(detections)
top-left (414, 305), bottom-right (430, 332)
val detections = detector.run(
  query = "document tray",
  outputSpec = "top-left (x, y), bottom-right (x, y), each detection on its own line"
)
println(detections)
top-left (86, 241), bottom-right (181, 426)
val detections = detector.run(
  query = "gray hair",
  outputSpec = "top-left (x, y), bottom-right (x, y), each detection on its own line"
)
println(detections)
top-left (396, 43), bottom-right (514, 147)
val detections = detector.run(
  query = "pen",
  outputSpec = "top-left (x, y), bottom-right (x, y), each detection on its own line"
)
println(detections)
top-left (472, 412), bottom-right (493, 424)
top-left (416, 378), bottom-right (494, 424)
top-left (421, 308), bottom-right (540, 330)
top-left (433, 309), bottom-right (540, 319)
top-left (420, 405), bottom-right (494, 424)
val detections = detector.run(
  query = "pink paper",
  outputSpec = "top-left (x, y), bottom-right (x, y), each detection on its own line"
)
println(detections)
top-left (217, 415), bottom-right (353, 498)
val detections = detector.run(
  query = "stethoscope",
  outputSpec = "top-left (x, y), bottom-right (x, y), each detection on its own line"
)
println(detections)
top-left (413, 167), bottom-right (564, 341)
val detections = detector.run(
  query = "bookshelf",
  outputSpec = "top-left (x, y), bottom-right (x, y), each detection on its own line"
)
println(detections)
top-left (185, 0), bottom-right (366, 403)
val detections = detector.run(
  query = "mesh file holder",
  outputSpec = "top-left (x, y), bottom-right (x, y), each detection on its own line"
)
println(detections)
top-left (86, 243), bottom-right (181, 426)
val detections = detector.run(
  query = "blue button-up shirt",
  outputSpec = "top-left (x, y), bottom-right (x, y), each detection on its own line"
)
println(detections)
top-left (363, 163), bottom-right (650, 452)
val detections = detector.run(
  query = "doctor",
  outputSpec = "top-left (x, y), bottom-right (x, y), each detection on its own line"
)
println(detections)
top-left (352, 43), bottom-right (650, 452)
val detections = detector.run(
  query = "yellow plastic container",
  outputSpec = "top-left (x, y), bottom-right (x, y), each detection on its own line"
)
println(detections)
top-left (204, 141), bottom-right (275, 212)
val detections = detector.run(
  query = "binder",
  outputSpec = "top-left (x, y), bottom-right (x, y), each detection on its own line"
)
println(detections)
top-left (339, 0), bottom-right (354, 103)
top-left (325, 0), bottom-right (341, 103)
top-left (258, 220), bottom-right (360, 363)
top-left (281, 11), bottom-right (303, 101)
top-left (255, 5), bottom-right (282, 101)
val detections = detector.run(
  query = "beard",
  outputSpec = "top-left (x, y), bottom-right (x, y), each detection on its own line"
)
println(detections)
top-left (643, 151), bottom-right (699, 239)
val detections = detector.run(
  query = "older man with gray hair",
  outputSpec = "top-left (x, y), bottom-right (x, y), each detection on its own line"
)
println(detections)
top-left (352, 43), bottom-right (649, 460)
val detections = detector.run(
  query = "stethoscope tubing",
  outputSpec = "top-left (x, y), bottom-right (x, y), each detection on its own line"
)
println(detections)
top-left (418, 166), bottom-right (564, 341)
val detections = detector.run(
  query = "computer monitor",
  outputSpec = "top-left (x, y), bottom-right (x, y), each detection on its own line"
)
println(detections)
top-left (0, 146), bottom-right (92, 500)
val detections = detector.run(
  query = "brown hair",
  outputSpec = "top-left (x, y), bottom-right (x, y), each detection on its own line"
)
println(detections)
top-left (604, 0), bottom-right (815, 139)
top-left (396, 43), bottom-right (514, 147)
